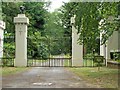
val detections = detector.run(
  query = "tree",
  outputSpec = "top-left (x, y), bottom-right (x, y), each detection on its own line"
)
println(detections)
top-left (2, 2), bottom-right (50, 58)
top-left (44, 11), bottom-right (71, 55)
top-left (60, 2), bottom-right (119, 54)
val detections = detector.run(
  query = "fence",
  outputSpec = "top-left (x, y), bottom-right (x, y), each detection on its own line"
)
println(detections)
top-left (1, 57), bottom-right (14, 67)
top-left (83, 55), bottom-right (106, 67)
top-left (27, 57), bottom-right (72, 67)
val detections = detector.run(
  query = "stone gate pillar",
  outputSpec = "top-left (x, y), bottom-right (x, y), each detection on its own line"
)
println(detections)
top-left (14, 14), bottom-right (29, 67)
top-left (71, 15), bottom-right (83, 67)
top-left (0, 20), bottom-right (5, 59)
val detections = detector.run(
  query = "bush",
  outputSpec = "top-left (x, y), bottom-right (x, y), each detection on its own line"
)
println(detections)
top-left (32, 43), bottom-right (49, 59)
top-left (1, 57), bottom-right (14, 67)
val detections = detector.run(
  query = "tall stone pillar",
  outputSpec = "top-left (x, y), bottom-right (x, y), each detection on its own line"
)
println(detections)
top-left (100, 31), bottom-right (107, 66)
top-left (0, 20), bottom-right (5, 59)
top-left (71, 15), bottom-right (83, 67)
top-left (14, 14), bottom-right (29, 67)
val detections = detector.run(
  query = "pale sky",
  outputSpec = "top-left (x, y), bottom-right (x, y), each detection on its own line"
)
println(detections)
top-left (48, 0), bottom-right (69, 12)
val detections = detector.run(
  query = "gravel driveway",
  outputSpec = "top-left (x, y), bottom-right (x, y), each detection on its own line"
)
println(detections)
top-left (2, 67), bottom-right (99, 88)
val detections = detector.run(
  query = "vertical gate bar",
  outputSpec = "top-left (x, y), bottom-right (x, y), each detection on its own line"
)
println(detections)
top-left (55, 59), bottom-right (56, 67)
top-left (53, 59), bottom-right (54, 67)
top-left (56, 58), bottom-right (57, 67)
top-left (66, 59), bottom-right (68, 67)
top-left (57, 58), bottom-right (59, 67)
top-left (44, 59), bottom-right (45, 67)
top-left (58, 58), bottom-right (59, 67)
top-left (40, 59), bottom-right (41, 67)
top-left (40, 61), bottom-right (43, 67)
top-left (67, 59), bottom-right (70, 67)
top-left (59, 59), bottom-right (62, 67)
top-left (35, 59), bottom-right (37, 66)
top-left (31, 59), bottom-right (35, 66)
top-left (52, 58), bottom-right (53, 67)
top-left (51, 58), bottom-right (52, 67)
top-left (67, 59), bottom-right (69, 67)
top-left (60, 58), bottom-right (61, 67)
top-left (27, 59), bottom-right (28, 67)
top-left (70, 58), bottom-right (71, 67)
top-left (62, 59), bottom-right (63, 67)
top-left (59, 58), bottom-right (60, 67)
top-left (63, 59), bottom-right (64, 67)
top-left (57, 58), bottom-right (58, 67)
top-left (43, 59), bottom-right (44, 67)
top-left (50, 58), bottom-right (52, 67)
top-left (54, 59), bottom-right (56, 67)
top-left (12, 58), bottom-right (14, 66)
top-left (68, 59), bottom-right (69, 67)
top-left (42, 59), bottom-right (43, 67)
top-left (58, 58), bottom-right (61, 67)
top-left (49, 58), bottom-right (50, 67)
top-left (53, 58), bottom-right (55, 67)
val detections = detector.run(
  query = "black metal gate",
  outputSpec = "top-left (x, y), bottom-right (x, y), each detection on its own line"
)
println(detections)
top-left (27, 36), bottom-right (72, 67)
top-left (1, 35), bottom-right (15, 67)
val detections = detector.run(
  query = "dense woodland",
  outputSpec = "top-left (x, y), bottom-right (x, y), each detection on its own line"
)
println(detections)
top-left (1, 1), bottom-right (120, 58)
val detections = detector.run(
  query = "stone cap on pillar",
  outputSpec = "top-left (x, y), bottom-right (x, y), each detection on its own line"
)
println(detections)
top-left (71, 15), bottom-right (76, 24)
top-left (14, 14), bottom-right (29, 25)
top-left (0, 20), bottom-right (5, 30)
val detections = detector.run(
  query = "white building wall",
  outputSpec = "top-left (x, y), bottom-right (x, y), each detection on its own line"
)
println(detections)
top-left (107, 30), bottom-right (119, 60)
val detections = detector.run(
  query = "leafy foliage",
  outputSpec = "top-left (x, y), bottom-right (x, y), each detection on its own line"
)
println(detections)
top-left (60, 2), bottom-right (119, 54)
top-left (44, 11), bottom-right (72, 55)
top-left (2, 2), bottom-right (50, 59)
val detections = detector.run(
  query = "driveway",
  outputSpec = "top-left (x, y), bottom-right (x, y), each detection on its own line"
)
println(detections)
top-left (2, 67), bottom-right (99, 88)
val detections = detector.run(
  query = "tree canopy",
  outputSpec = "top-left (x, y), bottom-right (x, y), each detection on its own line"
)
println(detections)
top-left (60, 2), bottom-right (119, 54)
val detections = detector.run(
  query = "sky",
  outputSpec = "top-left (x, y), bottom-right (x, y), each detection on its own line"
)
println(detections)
top-left (48, 0), bottom-right (69, 12)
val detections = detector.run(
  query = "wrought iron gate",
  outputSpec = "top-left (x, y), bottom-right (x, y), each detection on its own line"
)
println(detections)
top-left (1, 35), bottom-right (15, 67)
top-left (27, 36), bottom-right (72, 67)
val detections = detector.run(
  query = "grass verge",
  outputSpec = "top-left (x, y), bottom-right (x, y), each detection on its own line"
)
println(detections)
top-left (2, 67), bottom-right (30, 76)
top-left (69, 67), bottom-right (119, 88)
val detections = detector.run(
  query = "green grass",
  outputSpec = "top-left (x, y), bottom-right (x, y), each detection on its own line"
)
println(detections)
top-left (116, 60), bottom-right (120, 63)
top-left (69, 67), bottom-right (119, 88)
top-left (2, 67), bottom-right (30, 76)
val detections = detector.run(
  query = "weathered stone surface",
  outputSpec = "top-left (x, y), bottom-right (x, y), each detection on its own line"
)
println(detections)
top-left (14, 14), bottom-right (29, 67)
top-left (71, 16), bottom-right (83, 66)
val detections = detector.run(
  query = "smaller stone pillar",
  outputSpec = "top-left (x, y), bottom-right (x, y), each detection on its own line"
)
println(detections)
top-left (100, 31), bottom-right (106, 58)
top-left (71, 15), bottom-right (83, 67)
top-left (14, 14), bottom-right (29, 67)
top-left (100, 31), bottom-right (107, 66)
top-left (0, 20), bottom-right (5, 59)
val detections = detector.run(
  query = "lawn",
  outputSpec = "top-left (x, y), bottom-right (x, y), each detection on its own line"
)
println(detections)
top-left (69, 67), bottom-right (119, 88)
top-left (2, 67), bottom-right (30, 76)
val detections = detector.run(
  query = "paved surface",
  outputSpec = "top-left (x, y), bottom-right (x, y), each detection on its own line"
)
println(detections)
top-left (2, 67), bottom-right (99, 88)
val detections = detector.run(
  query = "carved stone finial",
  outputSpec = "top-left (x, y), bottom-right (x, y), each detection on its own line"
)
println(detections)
top-left (20, 5), bottom-right (25, 14)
